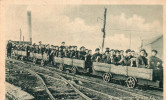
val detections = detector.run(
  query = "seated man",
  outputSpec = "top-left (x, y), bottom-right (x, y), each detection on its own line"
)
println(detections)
top-left (78, 46), bottom-right (86, 60)
top-left (73, 46), bottom-right (79, 59)
top-left (92, 48), bottom-right (102, 62)
top-left (124, 49), bottom-right (132, 66)
top-left (148, 50), bottom-right (162, 69)
top-left (58, 47), bottom-right (65, 58)
top-left (118, 50), bottom-right (125, 65)
top-left (110, 49), bottom-right (115, 64)
top-left (100, 54), bottom-right (107, 63)
top-left (60, 41), bottom-right (65, 50)
top-left (54, 46), bottom-right (59, 57)
top-left (136, 49), bottom-right (148, 68)
top-left (130, 51), bottom-right (137, 67)
top-left (105, 48), bottom-right (111, 64)
top-left (114, 50), bottom-right (121, 65)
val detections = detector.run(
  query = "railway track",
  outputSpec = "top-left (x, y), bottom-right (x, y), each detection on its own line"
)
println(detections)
top-left (7, 58), bottom-right (163, 100)
top-left (7, 59), bottom-right (119, 100)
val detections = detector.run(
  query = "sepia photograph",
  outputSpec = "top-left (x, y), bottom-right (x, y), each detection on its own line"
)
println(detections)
top-left (1, 2), bottom-right (164, 100)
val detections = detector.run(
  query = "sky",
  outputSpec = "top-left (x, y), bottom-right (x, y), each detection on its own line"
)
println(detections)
top-left (4, 5), bottom-right (163, 52)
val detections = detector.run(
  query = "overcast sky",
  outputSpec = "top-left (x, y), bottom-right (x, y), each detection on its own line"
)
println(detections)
top-left (4, 5), bottom-right (163, 52)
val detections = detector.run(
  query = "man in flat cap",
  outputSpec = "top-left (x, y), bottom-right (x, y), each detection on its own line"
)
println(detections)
top-left (78, 46), bottom-right (86, 60)
top-left (148, 50), bottom-right (162, 69)
top-left (148, 50), bottom-right (163, 85)
top-left (101, 48), bottom-right (111, 63)
top-left (92, 48), bottom-right (102, 62)
top-left (124, 49), bottom-right (132, 66)
top-left (54, 46), bottom-right (59, 57)
top-left (114, 50), bottom-right (121, 65)
top-left (60, 41), bottom-right (65, 50)
top-left (136, 49), bottom-right (148, 68)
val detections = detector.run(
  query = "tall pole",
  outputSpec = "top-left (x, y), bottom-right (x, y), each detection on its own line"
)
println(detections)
top-left (102, 8), bottom-right (107, 52)
top-left (141, 40), bottom-right (143, 49)
top-left (23, 36), bottom-right (24, 42)
top-left (27, 11), bottom-right (32, 44)
top-left (20, 28), bottom-right (22, 45)
top-left (129, 32), bottom-right (131, 49)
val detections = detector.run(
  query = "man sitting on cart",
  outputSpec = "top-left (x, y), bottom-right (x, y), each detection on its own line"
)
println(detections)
top-left (136, 49), bottom-right (148, 68)
top-left (92, 48), bottom-right (102, 62)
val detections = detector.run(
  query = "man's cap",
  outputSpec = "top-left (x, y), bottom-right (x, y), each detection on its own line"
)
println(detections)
top-left (120, 50), bottom-right (124, 52)
top-left (95, 48), bottom-right (100, 51)
top-left (131, 50), bottom-right (135, 52)
top-left (115, 50), bottom-right (120, 53)
top-left (110, 49), bottom-right (114, 51)
top-left (140, 49), bottom-right (146, 53)
top-left (152, 49), bottom-right (158, 54)
top-left (125, 49), bottom-right (131, 53)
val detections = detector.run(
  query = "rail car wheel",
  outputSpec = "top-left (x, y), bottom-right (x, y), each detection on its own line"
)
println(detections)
top-left (33, 58), bottom-right (37, 64)
top-left (71, 66), bottom-right (77, 74)
top-left (41, 60), bottom-right (45, 66)
top-left (126, 77), bottom-right (137, 88)
top-left (103, 73), bottom-right (112, 82)
top-left (58, 64), bottom-right (64, 71)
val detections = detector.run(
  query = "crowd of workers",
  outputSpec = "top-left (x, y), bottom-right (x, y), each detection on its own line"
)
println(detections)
top-left (7, 40), bottom-right (163, 70)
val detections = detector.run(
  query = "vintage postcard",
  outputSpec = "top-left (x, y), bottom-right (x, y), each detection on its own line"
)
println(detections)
top-left (0, 0), bottom-right (165, 100)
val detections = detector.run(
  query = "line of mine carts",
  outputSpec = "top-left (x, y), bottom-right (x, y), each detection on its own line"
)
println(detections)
top-left (11, 48), bottom-right (163, 89)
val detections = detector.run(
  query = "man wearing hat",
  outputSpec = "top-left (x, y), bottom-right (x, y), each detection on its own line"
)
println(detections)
top-left (114, 50), bottom-right (121, 65)
top-left (148, 50), bottom-right (163, 85)
top-left (73, 46), bottom-right (79, 59)
top-left (54, 46), bottom-right (59, 57)
top-left (69, 46), bottom-right (75, 58)
top-left (136, 49), bottom-right (148, 68)
top-left (92, 48), bottom-right (102, 62)
top-left (78, 46), bottom-right (86, 60)
top-left (124, 49), bottom-right (132, 66)
top-left (101, 48), bottom-right (111, 63)
top-left (148, 50), bottom-right (162, 69)
top-left (60, 41), bottom-right (65, 50)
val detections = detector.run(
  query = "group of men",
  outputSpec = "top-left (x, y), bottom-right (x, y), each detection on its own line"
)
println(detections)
top-left (7, 41), bottom-right (163, 70)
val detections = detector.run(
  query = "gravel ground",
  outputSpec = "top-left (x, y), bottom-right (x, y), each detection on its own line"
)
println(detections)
top-left (6, 59), bottom-right (163, 100)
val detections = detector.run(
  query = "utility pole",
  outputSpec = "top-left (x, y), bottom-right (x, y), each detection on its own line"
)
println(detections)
top-left (101, 8), bottom-right (107, 52)
top-left (141, 40), bottom-right (143, 49)
top-left (20, 28), bottom-right (22, 45)
top-left (129, 32), bottom-right (131, 49)
top-left (23, 36), bottom-right (24, 42)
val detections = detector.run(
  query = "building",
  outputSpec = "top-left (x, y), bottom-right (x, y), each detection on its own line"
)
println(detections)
top-left (142, 35), bottom-right (163, 60)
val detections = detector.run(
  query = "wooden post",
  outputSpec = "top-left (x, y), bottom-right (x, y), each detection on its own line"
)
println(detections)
top-left (20, 28), bottom-right (22, 45)
top-left (102, 8), bottom-right (107, 52)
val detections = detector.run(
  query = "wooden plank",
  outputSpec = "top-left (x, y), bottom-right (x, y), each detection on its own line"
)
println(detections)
top-left (53, 57), bottom-right (63, 63)
top-left (14, 50), bottom-right (18, 55)
top-left (63, 58), bottom-right (73, 65)
top-left (43, 53), bottom-right (48, 60)
top-left (35, 53), bottom-right (43, 59)
top-left (110, 65), bottom-right (127, 76)
top-left (128, 67), bottom-right (153, 80)
top-left (73, 59), bottom-right (85, 68)
top-left (17, 51), bottom-right (22, 55)
top-left (93, 62), bottom-right (110, 72)
top-left (30, 52), bottom-right (35, 57)
top-left (22, 51), bottom-right (26, 56)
